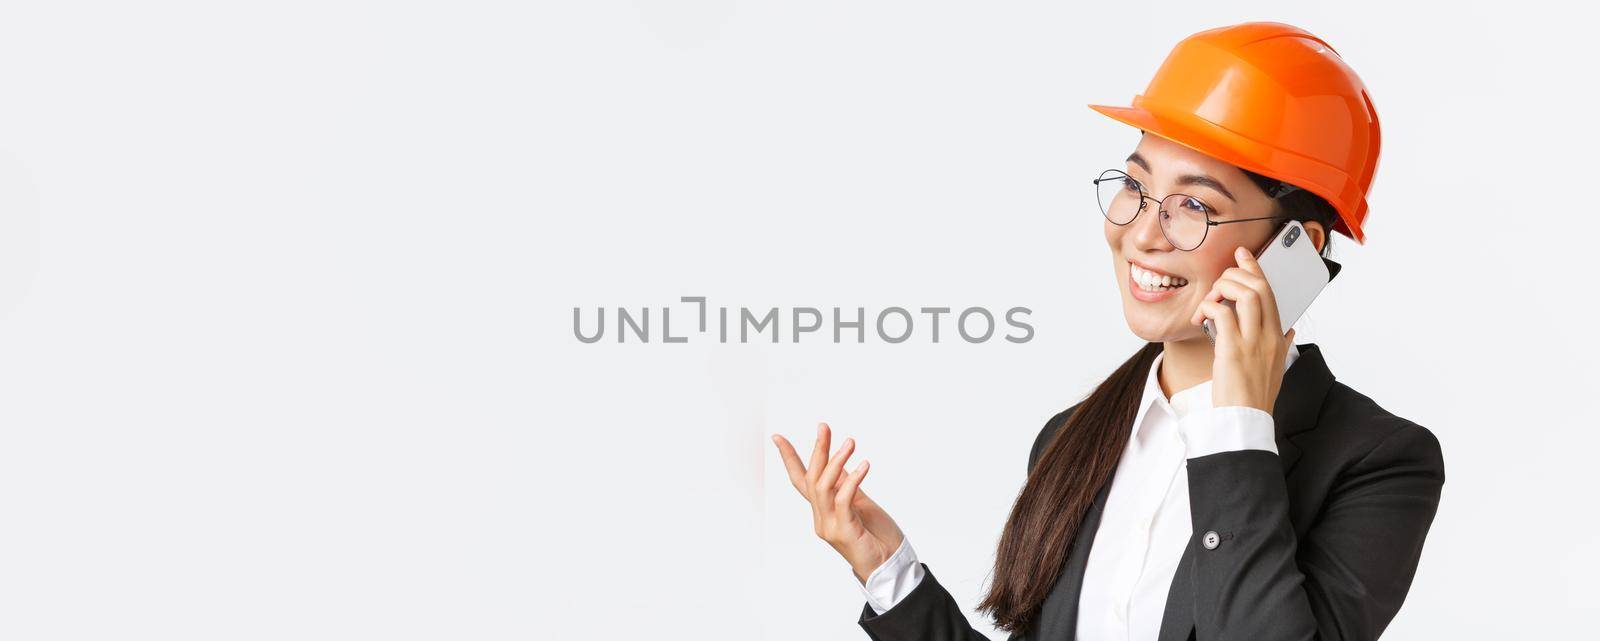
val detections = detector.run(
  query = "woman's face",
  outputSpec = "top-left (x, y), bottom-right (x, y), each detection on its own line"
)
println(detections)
top-left (1104, 134), bottom-right (1306, 343)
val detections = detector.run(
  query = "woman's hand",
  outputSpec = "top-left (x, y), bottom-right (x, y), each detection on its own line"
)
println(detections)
top-left (1189, 245), bottom-right (1296, 414)
top-left (771, 422), bottom-right (906, 584)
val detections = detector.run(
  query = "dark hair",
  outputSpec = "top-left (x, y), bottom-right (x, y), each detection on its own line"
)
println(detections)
top-left (976, 342), bottom-right (1163, 633)
top-left (974, 167), bottom-right (1343, 635)
top-left (1240, 169), bottom-right (1342, 259)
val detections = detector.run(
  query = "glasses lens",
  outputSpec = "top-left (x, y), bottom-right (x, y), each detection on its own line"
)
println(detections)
top-left (1159, 193), bottom-right (1211, 250)
top-left (1096, 170), bottom-right (1141, 224)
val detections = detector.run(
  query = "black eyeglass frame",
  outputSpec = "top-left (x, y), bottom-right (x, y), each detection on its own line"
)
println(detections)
top-left (1092, 168), bottom-right (1291, 251)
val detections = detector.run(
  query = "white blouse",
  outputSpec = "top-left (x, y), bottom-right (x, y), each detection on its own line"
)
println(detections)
top-left (857, 344), bottom-right (1299, 641)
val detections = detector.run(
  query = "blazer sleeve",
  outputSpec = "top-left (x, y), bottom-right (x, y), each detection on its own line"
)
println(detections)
top-left (855, 562), bottom-right (998, 641)
top-left (855, 407), bottom-right (1078, 641)
top-left (1184, 419), bottom-right (1446, 640)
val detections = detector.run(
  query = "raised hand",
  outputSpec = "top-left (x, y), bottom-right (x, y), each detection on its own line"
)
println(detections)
top-left (771, 422), bottom-right (906, 584)
top-left (1190, 245), bottom-right (1296, 412)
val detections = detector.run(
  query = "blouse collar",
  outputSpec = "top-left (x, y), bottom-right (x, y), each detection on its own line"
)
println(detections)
top-left (1134, 342), bottom-right (1302, 432)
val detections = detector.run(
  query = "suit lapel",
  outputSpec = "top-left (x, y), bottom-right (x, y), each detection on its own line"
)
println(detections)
top-left (1151, 342), bottom-right (1338, 641)
top-left (1270, 342), bottom-right (1336, 475)
top-left (1030, 344), bottom-right (1336, 641)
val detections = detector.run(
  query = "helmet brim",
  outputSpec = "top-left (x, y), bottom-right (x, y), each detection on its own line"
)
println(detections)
top-left (1088, 102), bottom-right (1367, 245)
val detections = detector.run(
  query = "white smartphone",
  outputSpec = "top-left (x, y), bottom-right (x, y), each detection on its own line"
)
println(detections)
top-left (1201, 219), bottom-right (1342, 342)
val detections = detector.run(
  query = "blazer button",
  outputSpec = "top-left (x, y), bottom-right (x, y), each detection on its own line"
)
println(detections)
top-left (1202, 530), bottom-right (1221, 550)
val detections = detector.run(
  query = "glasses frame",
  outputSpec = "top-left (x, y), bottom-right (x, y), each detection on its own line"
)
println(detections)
top-left (1092, 168), bottom-right (1289, 251)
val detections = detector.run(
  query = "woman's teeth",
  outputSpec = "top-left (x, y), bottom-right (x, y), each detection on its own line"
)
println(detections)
top-left (1131, 263), bottom-right (1187, 292)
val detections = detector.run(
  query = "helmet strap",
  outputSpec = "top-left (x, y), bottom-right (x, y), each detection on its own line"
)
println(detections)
top-left (1266, 181), bottom-right (1301, 199)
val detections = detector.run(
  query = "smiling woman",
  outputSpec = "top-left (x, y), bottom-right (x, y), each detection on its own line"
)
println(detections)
top-left (771, 21), bottom-right (1444, 641)
top-left (1102, 133), bottom-right (1332, 342)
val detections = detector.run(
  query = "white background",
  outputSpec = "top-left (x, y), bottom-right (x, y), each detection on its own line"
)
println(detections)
top-left (1, 1), bottom-right (1594, 639)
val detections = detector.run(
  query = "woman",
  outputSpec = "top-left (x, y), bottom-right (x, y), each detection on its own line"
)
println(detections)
top-left (770, 22), bottom-right (1444, 641)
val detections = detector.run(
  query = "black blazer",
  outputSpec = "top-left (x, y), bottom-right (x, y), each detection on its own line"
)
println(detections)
top-left (855, 343), bottom-right (1445, 641)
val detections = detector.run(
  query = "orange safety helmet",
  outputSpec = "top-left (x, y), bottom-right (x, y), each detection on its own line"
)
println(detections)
top-left (1089, 22), bottom-right (1381, 244)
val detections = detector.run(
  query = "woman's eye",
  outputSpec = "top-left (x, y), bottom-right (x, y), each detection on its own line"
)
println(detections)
top-left (1121, 178), bottom-right (1142, 193)
top-left (1182, 196), bottom-right (1211, 214)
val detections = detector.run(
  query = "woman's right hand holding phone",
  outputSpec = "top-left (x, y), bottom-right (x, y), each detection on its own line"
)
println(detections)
top-left (772, 422), bottom-right (906, 584)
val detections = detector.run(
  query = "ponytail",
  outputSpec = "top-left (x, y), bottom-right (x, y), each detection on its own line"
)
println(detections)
top-left (976, 341), bottom-right (1163, 633)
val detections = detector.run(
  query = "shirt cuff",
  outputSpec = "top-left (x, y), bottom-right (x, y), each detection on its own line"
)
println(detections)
top-left (1177, 405), bottom-right (1279, 457)
top-left (857, 536), bottom-right (925, 615)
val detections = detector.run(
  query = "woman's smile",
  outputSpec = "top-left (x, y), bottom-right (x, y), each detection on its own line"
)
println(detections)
top-left (1103, 133), bottom-right (1291, 342)
top-left (1127, 259), bottom-right (1190, 303)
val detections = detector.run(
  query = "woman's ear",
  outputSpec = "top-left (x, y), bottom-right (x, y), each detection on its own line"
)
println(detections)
top-left (1302, 220), bottom-right (1328, 253)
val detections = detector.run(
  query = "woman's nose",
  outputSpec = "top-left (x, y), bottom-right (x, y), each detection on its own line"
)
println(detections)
top-left (1129, 199), bottom-right (1174, 250)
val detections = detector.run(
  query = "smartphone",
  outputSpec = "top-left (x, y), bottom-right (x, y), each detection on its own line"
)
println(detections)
top-left (1201, 220), bottom-right (1343, 342)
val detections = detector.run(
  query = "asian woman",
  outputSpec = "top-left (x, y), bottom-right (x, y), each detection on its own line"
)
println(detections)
top-left (771, 22), bottom-right (1443, 641)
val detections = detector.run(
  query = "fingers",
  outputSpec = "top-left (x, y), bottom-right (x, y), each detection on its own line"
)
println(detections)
top-left (816, 437), bottom-right (857, 507)
top-left (1231, 246), bottom-right (1282, 332)
top-left (770, 422), bottom-right (885, 559)
top-left (1233, 245), bottom-right (1262, 275)
top-left (834, 460), bottom-right (870, 512)
top-left (770, 422), bottom-right (867, 507)
top-left (1190, 271), bottom-right (1256, 325)
top-left (1196, 298), bottom-right (1239, 345)
top-left (806, 422), bottom-right (830, 487)
top-left (1188, 247), bottom-right (1281, 336)
top-left (770, 434), bottom-right (809, 495)
top-left (1211, 278), bottom-right (1262, 341)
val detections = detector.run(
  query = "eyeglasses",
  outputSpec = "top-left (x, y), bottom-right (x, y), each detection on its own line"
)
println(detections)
top-left (1092, 168), bottom-right (1288, 251)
